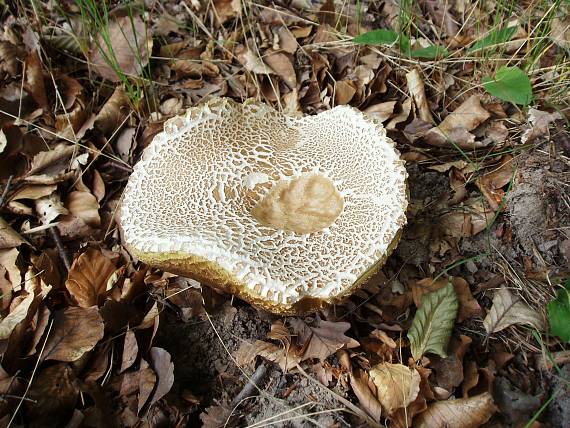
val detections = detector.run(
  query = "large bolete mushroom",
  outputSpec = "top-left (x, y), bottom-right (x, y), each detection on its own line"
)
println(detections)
top-left (121, 98), bottom-right (407, 314)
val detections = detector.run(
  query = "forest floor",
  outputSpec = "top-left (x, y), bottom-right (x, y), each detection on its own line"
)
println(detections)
top-left (0, 1), bottom-right (569, 427)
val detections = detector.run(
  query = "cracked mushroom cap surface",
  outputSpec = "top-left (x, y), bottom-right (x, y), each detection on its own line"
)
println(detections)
top-left (121, 98), bottom-right (408, 314)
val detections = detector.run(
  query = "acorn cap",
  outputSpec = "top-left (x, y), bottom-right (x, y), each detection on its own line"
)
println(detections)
top-left (121, 98), bottom-right (408, 314)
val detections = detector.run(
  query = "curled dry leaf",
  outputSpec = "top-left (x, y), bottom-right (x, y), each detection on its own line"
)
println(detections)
top-left (350, 369), bottom-right (383, 421)
top-left (483, 288), bottom-right (544, 334)
top-left (264, 50), bottom-right (296, 89)
top-left (521, 108), bottom-right (563, 145)
top-left (406, 69), bottom-right (434, 124)
top-left (289, 317), bottom-right (359, 362)
top-left (24, 52), bottom-right (47, 109)
top-left (89, 15), bottom-right (152, 82)
top-left (475, 155), bottom-right (513, 211)
top-left (65, 190), bottom-right (101, 227)
top-left (0, 248), bottom-right (21, 292)
top-left (27, 143), bottom-right (76, 178)
top-left (94, 86), bottom-right (130, 136)
top-left (0, 217), bottom-right (26, 249)
top-left (364, 101), bottom-right (396, 122)
top-left (43, 306), bottom-right (104, 362)
top-left (65, 248), bottom-right (116, 308)
top-left (370, 362), bottom-right (421, 415)
top-left (0, 292), bottom-right (34, 340)
top-left (148, 347), bottom-right (175, 407)
top-left (414, 392), bottom-right (497, 428)
top-left (236, 339), bottom-right (301, 372)
top-left (138, 358), bottom-right (157, 414)
top-left (425, 95), bottom-right (490, 148)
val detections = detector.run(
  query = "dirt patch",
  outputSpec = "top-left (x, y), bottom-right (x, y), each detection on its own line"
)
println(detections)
top-left (506, 148), bottom-right (570, 267)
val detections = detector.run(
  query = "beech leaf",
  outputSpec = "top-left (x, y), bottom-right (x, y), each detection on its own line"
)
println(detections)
top-left (483, 288), bottom-right (544, 334)
top-left (289, 317), bottom-right (359, 362)
top-left (414, 392), bottom-right (497, 428)
top-left (369, 362), bottom-right (421, 415)
top-left (65, 249), bottom-right (116, 308)
top-left (408, 281), bottom-right (459, 360)
top-left (43, 306), bottom-right (104, 362)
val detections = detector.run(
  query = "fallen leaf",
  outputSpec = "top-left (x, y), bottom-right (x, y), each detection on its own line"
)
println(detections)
top-left (236, 339), bottom-right (301, 372)
top-left (406, 69), bottom-right (434, 124)
top-left (414, 392), bottom-right (497, 428)
top-left (25, 364), bottom-right (78, 427)
top-left (364, 101), bottom-right (396, 122)
top-left (0, 217), bottom-right (26, 249)
top-left (419, 0), bottom-right (459, 37)
top-left (0, 292), bottom-right (34, 340)
top-left (212, 0), bottom-right (241, 24)
top-left (66, 191), bottom-right (101, 227)
top-left (387, 98), bottom-right (412, 129)
top-left (482, 66), bottom-right (533, 106)
top-left (521, 108), bottom-right (563, 145)
top-left (94, 86), bottom-right (130, 136)
top-left (137, 358), bottom-right (157, 414)
top-left (43, 306), bottom-right (105, 362)
top-left (24, 52), bottom-right (47, 109)
top-left (148, 347), bottom-right (175, 407)
top-left (483, 288), bottom-right (544, 334)
top-left (10, 184), bottom-right (58, 201)
top-left (425, 95), bottom-right (490, 148)
top-left (475, 156), bottom-right (513, 210)
top-left (264, 50), bottom-right (296, 88)
top-left (351, 369), bottom-right (383, 421)
top-left (289, 317), bottom-right (359, 362)
top-left (89, 15), bottom-right (152, 82)
top-left (429, 335), bottom-right (472, 396)
top-left (237, 46), bottom-right (274, 75)
top-left (65, 249), bottom-right (116, 307)
top-left (551, 15), bottom-right (570, 49)
top-left (408, 281), bottom-right (459, 360)
top-left (334, 80), bottom-right (357, 105)
top-left (370, 362), bottom-right (421, 415)
top-left (26, 143), bottom-right (76, 178)
top-left (0, 248), bottom-right (21, 291)
top-left (35, 193), bottom-right (68, 224)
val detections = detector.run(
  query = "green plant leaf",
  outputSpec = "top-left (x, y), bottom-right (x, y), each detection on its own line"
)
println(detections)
top-left (353, 29), bottom-right (411, 52)
top-left (408, 281), bottom-right (459, 360)
top-left (353, 29), bottom-right (400, 45)
top-left (409, 45), bottom-right (449, 59)
top-left (482, 66), bottom-right (533, 106)
top-left (548, 279), bottom-right (570, 342)
top-left (468, 26), bottom-right (517, 52)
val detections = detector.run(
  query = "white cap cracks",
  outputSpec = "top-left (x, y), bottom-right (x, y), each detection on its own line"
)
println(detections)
top-left (121, 98), bottom-right (408, 312)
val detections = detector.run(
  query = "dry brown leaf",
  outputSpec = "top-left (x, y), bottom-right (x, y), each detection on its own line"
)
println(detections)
top-left (350, 369), bottom-right (382, 421)
top-left (35, 193), bottom-right (68, 225)
top-left (94, 86), bottom-right (130, 136)
top-left (476, 156), bottom-right (513, 211)
top-left (89, 15), bottom-right (152, 82)
top-left (263, 50), bottom-right (296, 89)
top-left (65, 248), bottom-right (116, 308)
top-left (92, 170), bottom-right (106, 202)
top-left (10, 184), bottom-right (58, 201)
top-left (387, 98), bottom-right (412, 130)
top-left (0, 41), bottom-right (22, 76)
top-left (66, 190), bottom-right (101, 227)
top-left (289, 317), bottom-right (359, 362)
top-left (426, 95), bottom-right (490, 148)
top-left (26, 144), bottom-right (75, 178)
top-left (0, 248), bottom-right (20, 292)
top-left (364, 101), bottom-right (396, 122)
top-left (439, 198), bottom-right (494, 237)
top-left (334, 80), bottom-right (357, 105)
top-left (406, 69), bottom-right (434, 124)
top-left (521, 108), bottom-right (563, 145)
top-left (138, 358), bottom-right (157, 414)
top-left (551, 15), bottom-right (570, 50)
top-left (236, 339), bottom-right (301, 372)
top-left (139, 301), bottom-right (160, 329)
top-left (55, 103), bottom-right (89, 142)
top-left (483, 288), bottom-right (544, 334)
top-left (43, 306), bottom-right (104, 362)
top-left (274, 26), bottom-right (298, 54)
top-left (24, 52), bottom-right (47, 109)
top-left (370, 362), bottom-right (421, 415)
top-left (212, 0), bottom-right (241, 24)
top-left (148, 347), bottom-right (175, 407)
top-left (420, 0), bottom-right (459, 37)
top-left (0, 217), bottom-right (26, 249)
top-left (237, 46), bottom-right (274, 75)
top-left (414, 392), bottom-right (497, 428)
top-left (0, 292), bottom-right (34, 340)
top-left (429, 335), bottom-right (472, 396)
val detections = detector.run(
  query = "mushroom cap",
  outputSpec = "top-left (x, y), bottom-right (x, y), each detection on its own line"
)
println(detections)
top-left (121, 98), bottom-right (408, 314)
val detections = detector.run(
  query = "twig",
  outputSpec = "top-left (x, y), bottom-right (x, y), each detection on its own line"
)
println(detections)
top-left (49, 227), bottom-right (71, 272)
top-left (230, 361), bottom-right (269, 409)
top-left (0, 175), bottom-right (14, 209)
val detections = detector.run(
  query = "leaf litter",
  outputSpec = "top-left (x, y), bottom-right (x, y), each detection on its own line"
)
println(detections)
top-left (0, 0), bottom-right (568, 427)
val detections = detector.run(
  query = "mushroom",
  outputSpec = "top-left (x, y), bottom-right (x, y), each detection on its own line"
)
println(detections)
top-left (121, 98), bottom-right (408, 314)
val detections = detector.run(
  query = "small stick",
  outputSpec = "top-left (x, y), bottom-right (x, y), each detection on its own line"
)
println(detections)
top-left (49, 227), bottom-right (71, 272)
top-left (231, 361), bottom-right (269, 409)
top-left (0, 175), bottom-right (14, 209)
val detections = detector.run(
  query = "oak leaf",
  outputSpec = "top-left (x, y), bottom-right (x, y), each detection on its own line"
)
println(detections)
top-left (289, 317), bottom-right (359, 362)
top-left (65, 249), bottom-right (116, 307)
top-left (43, 306), bottom-right (104, 362)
